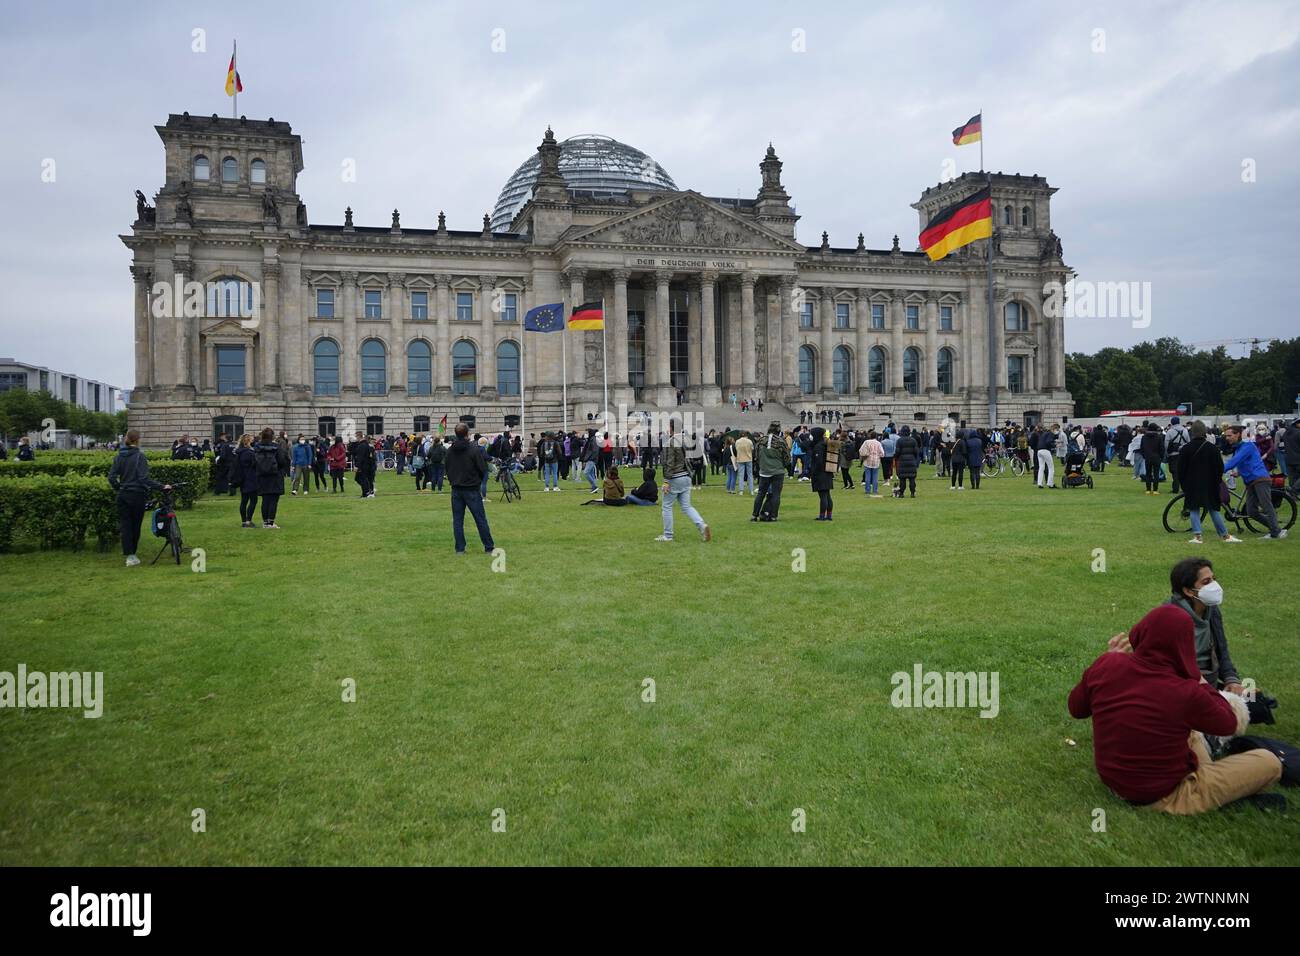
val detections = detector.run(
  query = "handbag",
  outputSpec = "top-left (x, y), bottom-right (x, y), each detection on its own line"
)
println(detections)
top-left (411, 455), bottom-right (425, 470)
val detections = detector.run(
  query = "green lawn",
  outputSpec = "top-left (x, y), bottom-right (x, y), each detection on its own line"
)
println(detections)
top-left (1, 461), bottom-right (1296, 865)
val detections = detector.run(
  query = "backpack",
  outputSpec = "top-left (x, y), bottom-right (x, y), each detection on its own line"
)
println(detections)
top-left (254, 445), bottom-right (280, 477)
top-left (1167, 428), bottom-right (1188, 457)
top-left (541, 439), bottom-right (556, 462)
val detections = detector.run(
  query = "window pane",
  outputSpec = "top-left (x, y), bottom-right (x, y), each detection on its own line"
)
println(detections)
top-left (502, 293), bottom-right (517, 323)
top-left (906, 305), bottom-right (919, 330)
top-left (497, 342), bottom-right (520, 396)
top-left (361, 340), bottom-right (386, 395)
top-left (452, 341), bottom-right (477, 395)
top-left (364, 290), bottom-right (382, 318)
top-left (938, 349), bottom-right (953, 394)
top-left (316, 288), bottom-right (334, 318)
top-left (407, 341), bottom-right (432, 395)
top-left (411, 291), bottom-right (428, 320)
top-left (940, 306), bottom-right (953, 331)
top-left (194, 157), bottom-right (209, 181)
top-left (868, 348), bottom-right (886, 393)
top-left (216, 346), bottom-right (245, 395)
top-left (222, 158), bottom-right (237, 182)
top-left (872, 304), bottom-right (885, 329)
top-left (250, 159), bottom-right (266, 184)
top-left (903, 348), bottom-right (919, 394)
top-left (313, 340), bottom-right (340, 395)
top-left (800, 302), bottom-right (813, 328)
top-left (798, 346), bottom-right (815, 394)
top-left (627, 311), bottom-right (645, 388)
top-left (836, 303), bottom-right (849, 329)
top-left (1004, 302), bottom-right (1021, 331)
top-left (456, 292), bottom-right (473, 322)
top-left (832, 347), bottom-right (851, 393)
top-left (1008, 355), bottom-right (1025, 393)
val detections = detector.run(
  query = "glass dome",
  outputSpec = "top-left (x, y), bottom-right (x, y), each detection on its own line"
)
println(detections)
top-left (490, 134), bottom-right (677, 232)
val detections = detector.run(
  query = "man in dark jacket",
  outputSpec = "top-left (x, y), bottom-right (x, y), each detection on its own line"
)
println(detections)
top-left (893, 426), bottom-right (920, 497)
top-left (1284, 417), bottom-right (1300, 495)
top-left (445, 423), bottom-right (494, 554)
top-left (349, 432), bottom-right (376, 498)
top-left (1091, 424), bottom-right (1109, 471)
top-left (107, 430), bottom-right (168, 566)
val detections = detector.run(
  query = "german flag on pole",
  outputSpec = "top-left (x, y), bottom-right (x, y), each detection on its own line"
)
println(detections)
top-left (225, 47), bottom-right (243, 96)
top-left (952, 113), bottom-right (981, 146)
top-left (919, 186), bottom-right (993, 261)
top-left (568, 302), bottom-right (604, 331)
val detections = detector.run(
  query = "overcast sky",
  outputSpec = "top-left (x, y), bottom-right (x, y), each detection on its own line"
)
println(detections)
top-left (1, 0), bottom-right (1296, 390)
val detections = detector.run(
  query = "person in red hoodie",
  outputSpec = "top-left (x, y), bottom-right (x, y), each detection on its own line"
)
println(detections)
top-left (1068, 604), bottom-right (1282, 814)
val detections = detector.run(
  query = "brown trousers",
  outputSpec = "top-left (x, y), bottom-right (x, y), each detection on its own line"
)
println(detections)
top-left (1149, 732), bottom-right (1282, 814)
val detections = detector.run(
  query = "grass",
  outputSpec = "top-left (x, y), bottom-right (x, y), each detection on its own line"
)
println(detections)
top-left (1, 460), bottom-right (1296, 865)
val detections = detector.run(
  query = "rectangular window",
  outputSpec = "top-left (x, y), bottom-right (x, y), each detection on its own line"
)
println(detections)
top-left (0, 372), bottom-right (27, 393)
top-left (835, 302), bottom-right (850, 329)
top-left (364, 289), bottom-right (382, 319)
top-left (456, 292), bottom-right (473, 322)
top-left (67, 378), bottom-right (77, 403)
top-left (501, 293), bottom-right (518, 323)
top-left (1008, 355), bottom-right (1025, 394)
top-left (217, 346), bottom-right (246, 395)
top-left (39, 371), bottom-right (48, 390)
top-left (940, 305), bottom-right (953, 331)
top-left (906, 305), bottom-right (919, 330)
top-left (800, 301), bottom-right (814, 329)
top-left (316, 288), bottom-right (334, 318)
top-left (410, 291), bottom-right (428, 320)
top-left (872, 303), bottom-right (885, 329)
top-left (93, 386), bottom-right (101, 412)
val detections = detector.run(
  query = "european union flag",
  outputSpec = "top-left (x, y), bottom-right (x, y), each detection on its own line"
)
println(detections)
top-left (524, 302), bottom-right (564, 333)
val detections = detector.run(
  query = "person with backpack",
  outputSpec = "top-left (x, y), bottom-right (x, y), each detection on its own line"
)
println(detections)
top-left (326, 435), bottom-right (347, 493)
top-left (231, 433), bottom-right (259, 526)
top-left (538, 432), bottom-right (561, 491)
top-left (426, 436), bottom-right (447, 492)
top-left (1139, 423), bottom-right (1165, 495)
top-left (410, 434), bottom-right (427, 491)
top-left (963, 428), bottom-right (985, 490)
top-left (252, 427), bottom-right (289, 528)
top-left (1165, 416), bottom-right (1190, 494)
top-left (106, 429), bottom-right (169, 566)
top-left (350, 431), bottom-right (376, 498)
top-left (753, 420), bottom-right (790, 522)
top-left (213, 434), bottom-right (235, 495)
top-left (656, 418), bottom-right (711, 543)
top-left (810, 427), bottom-right (835, 520)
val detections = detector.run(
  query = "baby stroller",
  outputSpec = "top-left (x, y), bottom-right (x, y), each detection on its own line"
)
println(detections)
top-left (1062, 447), bottom-right (1093, 489)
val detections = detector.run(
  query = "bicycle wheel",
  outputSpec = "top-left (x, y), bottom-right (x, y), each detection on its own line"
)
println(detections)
top-left (1161, 495), bottom-right (1198, 534)
top-left (1245, 491), bottom-right (1296, 534)
top-left (169, 516), bottom-right (183, 564)
top-left (1010, 457), bottom-right (1026, 477)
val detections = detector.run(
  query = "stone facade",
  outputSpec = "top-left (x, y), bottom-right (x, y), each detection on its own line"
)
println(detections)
top-left (123, 113), bottom-right (1072, 446)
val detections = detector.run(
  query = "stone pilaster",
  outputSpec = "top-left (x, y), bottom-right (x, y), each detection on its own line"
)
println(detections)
top-left (611, 270), bottom-right (630, 395)
top-left (479, 274), bottom-right (497, 399)
top-left (741, 272), bottom-right (757, 394)
top-left (819, 286), bottom-right (835, 397)
top-left (924, 296), bottom-right (939, 393)
top-left (779, 276), bottom-right (798, 403)
top-left (890, 290), bottom-right (905, 397)
top-left (130, 265), bottom-right (153, 393)
top-left (855, 288), bottom-right (871, 399)
top-left (173, 254), bottom-right (195, 391)
top-left (341, 271), bottom-right (359, 394)
top-left (261, 258), bottom-right (280, 391)
top-left (564, 267), bottom-right (586, 394)
top-left (434, 275), bottom-right (451, 396)
top-left (388, 272), bottom-right (407, 395)
top-left (699, 270), bottom-right (719, 405)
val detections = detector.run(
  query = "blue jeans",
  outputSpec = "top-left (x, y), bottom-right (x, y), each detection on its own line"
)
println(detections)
top-left (863, 466), bottom-right (879, 494)
top-left (429, 463), bottom-right (444, 490)
top-left (451, 486), bottom-right (494, 553)
top-left (736, 461), bottom-right (753, 493)
top-left (627, 494), bottom-right (654, 506)
top-left (661, 475), bottom-right (705, 539)
top-left (480, 471), bottom-right (489, 498)
top-left (543, 461), bottom-right (558, 488)
top-left (584, 461), bottom-right (598, 490)
top-left (1189, 508), bottom-right (1229, 538)
top-left (726, 462), bottom-right (737, 492)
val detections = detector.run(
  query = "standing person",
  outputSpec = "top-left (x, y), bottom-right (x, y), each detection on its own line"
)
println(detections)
top-left (214, 435), bottom-right (234, 495)
top-left (893, 426), bottom-right (920, 498)
top-left (1035, 426), bottom-right (1056, 489)
top-left (687, 432), bottom-right (707, 487)
top-left (231, 433), bottom-right (259, 527)
top-left (312, 436), bottom-right (328, 490)
top-left (734, 429), bottom-right (754, 495)
top-left (291, 434), bottom-right (313, 495)
top-left (839, 430), bottom-right (856, 489)
top-left (580, 430), bottom-right (600, 494)
top-left (1222, 425), bottom-right (1286, 539)
top-left (1284, 417), bottom-right (1300, 495)
top-left (722, 435), bottom-right (738, 493)
top-left (252, 427), bottom-right (289, 529)
top-left (859, 429), bottom-right (883, 497)
top-left (964, 428), bottom-right (984, 490)
top-left (326, 435), bottom-right (347, 493)
top-left (106, 430), bottom-right (168, 566)
top-left (1165, 416), bottom-right (1190, 494)
top-left (810, 427), bottom-right (834, 520)
top-left (1140, 423), bottom-right (1165, 495)
top-left (656, 419), bottom-right (711, 543)
top-left (1114, 422), bottom-right (1133, 466)
top-left (753, 420), bottom-right (790, 521)
top-left (1092, 423), bottom-right (1110, 472)
top-left (949, 428), bottom-right (967, 490)
top-left (538, 431), bottom-right (561, 491)
top-left (350, 431), bottom-right (376, 498)
top-left (445, 423), bottom-right (495, 554)
top-left (411, 434), bottom-right (427, 491)
top-left (1179, 421), bottom-right (1242, 544)
top-left (426, 436), bottom-right (446, 492)
top-left (880, 430), bottom-right (897, 484)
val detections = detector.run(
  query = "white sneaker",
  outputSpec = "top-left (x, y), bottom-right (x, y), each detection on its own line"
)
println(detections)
top-left (654, 535), bottom-right (672, 542)
top-left (1276, 529), bottom-right (1289, 539)
top-left (1188, 537), bottom-right (1203, 544)
top-left (125, 555), bottom-right (141, 567)
top-left (1222, 535), bottom-right (1243, 543)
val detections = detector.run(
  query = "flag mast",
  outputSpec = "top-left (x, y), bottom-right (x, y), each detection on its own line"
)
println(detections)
top-left (601, 297), bottom-right (608, 434)
top-left (561, 320), bottom-right (568, 435)
top-left (984, 107), bottom-right (997, 429)
top-left (519, 329), bottom-right (526, 441)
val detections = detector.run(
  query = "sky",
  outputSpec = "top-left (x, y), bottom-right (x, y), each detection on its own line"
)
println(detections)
top-left (1, 0), bottom-right (1297, 390)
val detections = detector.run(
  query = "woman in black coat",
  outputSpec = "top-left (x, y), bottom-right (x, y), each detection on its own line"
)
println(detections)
top-left (810, 427), bottom-right (835, 520)
top-left (1177, 422), bottom-right (1237, 543)
top-left (893, 426), bottom-right (921, 497)
top-left (252, 427), bottom-right (290, 529)
top-left (230, 434), bottom-right (259, 528)
top-left (1139, 424), bottom-right (1164, 494)
top-left (963, 429), bottom-right (985, 489)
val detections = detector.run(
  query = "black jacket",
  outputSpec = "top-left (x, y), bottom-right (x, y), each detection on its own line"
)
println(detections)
top-left (253, 442), bottom-right (289, 496)
top-left (107, 446), bottom-right (162, 496)
top-left (1139, 431), bottom-right (1164, 461)
top-left (350, 440), bottom-right (376, 473)
top-left (893, 434), bottom-right (920, 478)
top-left (445, 436), bottom-right (487, 488)
top-left (1284, 424), bottom-right (1300, 468)
top-left (1176, 437), bottom-right (1224, 512)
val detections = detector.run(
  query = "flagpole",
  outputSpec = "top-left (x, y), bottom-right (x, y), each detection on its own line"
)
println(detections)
top-left (519, 330), bottom-right (526, 441)
top-left (986, 107), bottom-right (997, 429)
top-left (562, 323), bottom-right (568, 435)
top-left (601, 297), bottom-right (608, 433)
top-left (978, 104), bottom-right (983, 172)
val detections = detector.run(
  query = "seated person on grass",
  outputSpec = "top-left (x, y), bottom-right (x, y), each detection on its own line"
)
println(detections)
top-left (1068, 605), bottom-right (1283, 814)
top-left (581, 465), bottom-right (628, 506)
top-left (626, 467), bottom-right (658, 506)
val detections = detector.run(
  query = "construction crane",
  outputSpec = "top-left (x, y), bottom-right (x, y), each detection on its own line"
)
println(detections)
top-left (1187, 337), bottom-right (1277, 357)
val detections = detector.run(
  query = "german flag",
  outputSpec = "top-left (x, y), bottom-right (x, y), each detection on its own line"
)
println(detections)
top-left (919, 186), bottom-right (993, 261)
top-left (952, 113), bottom-right (981, 146)
top-left (568, 302), bottom-right (604, 331)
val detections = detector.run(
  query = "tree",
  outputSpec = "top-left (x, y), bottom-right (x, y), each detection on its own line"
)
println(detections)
top-left (1092, 352), bottom-right (1162, 412)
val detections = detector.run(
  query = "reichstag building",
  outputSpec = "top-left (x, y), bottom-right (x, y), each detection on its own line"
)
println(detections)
top-left (123, 113), bottom-right (1073, 443)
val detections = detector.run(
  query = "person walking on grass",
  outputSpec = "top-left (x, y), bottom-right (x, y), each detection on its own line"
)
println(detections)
top-left (964, 427), bottom-right (984, 490)
top-left (880, 430), bottom-right (897, 484)
top-left (326, 435), bottom-right (347, 493)
top-left (752, 420), bottom-right (789, 522)
top-left (290, 433), bottom-right (313, 496)
top-left (312, 436), bottom-right (328, 490)
top-left (1035, 425), bottom-right (1057, 489)
top-left (656, 419), bottom-right (710, 543)
top-left (1140, 423), bottom-right (1165, 495)
top-left (426, 435), bottom-right (446, 492)
top-left (859, 429), bottom-right (883, 497)
top-left (810, 427), bottom-right (834, 520)
top-left (231, 433), bottom-right (259, 526)
top-left (950, 428), bottom-right (967, 490)
top-left (350, 431), bottom-right (376, 498)
top-left (839, 429), bottom-right (856, 490)
top-left (106, 429), bottom-right (169, 567)
top-left (445, 423), bottom-right (495, 554)
top-left (734, 429), bottom-right (754, 495)
top-left (1179, 421), bottom-right (1242, 545)
top-left (252, 427), bottom-right (289, 529)
top-left (1222, 425), bottom-right (1287, 540)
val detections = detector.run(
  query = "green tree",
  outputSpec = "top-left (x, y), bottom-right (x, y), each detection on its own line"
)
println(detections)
top-left (1092, 352), bottom-right (1162, 412)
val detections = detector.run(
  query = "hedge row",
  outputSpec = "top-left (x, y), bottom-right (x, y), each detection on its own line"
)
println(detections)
top-left (0, 458), bottom-right (210, 508)
top-left (0, 475), bottom-right (121, 552)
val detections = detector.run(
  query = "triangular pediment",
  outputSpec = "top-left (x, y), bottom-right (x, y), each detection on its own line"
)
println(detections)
top-left (565, 192), bottom-right (804, 253)
top-left (201, 317), bottom-right (258, 338)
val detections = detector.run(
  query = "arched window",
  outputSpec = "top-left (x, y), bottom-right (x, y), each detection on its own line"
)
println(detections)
top-left (832, 346), bottom-right (851, 394)
top-left (221, 157), bottom-right (238, 182)
top-left (193, 156), bottom-right (210, 181)
top-left (868, 346), bottom-right (887, 394)
top-left (1002, 204), bottom-right (1012, 226)
top-left (452, 341), bottom-right (477, 395)
top-left (798, 345), bottom-right (815, 394)
top-left (361, 340), bottom-right (386, 395)
top-left (212, 415), bottom-right (243, 443)
top-left (205, 276), bottom-right (255, 317)
top-left (407, 340), bottom-right (432, 395)
top-left (903, 347), bottom-right (920, 394)
top-left (937, 347), bottom-right (955, 394)
top-left (313, 339), bottom-right (340, 395)
top-left (1004, 302), bottom-right (1027, 331)
top-left (1021, 205), bottom-right (1032, 227)
top-left (250, 159), bottom-right (267, 185)
top-left (496, 341), bottom-right (520, 397)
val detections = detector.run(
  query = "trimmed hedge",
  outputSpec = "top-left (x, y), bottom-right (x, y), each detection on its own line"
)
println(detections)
top-left (0, 475), bottom-right (120, 552)
top-left (0, 457), bottom-right (209, 508)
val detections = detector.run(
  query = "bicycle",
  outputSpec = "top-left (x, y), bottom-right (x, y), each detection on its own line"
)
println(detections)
top-left (1162, 476), bottom-right (1297, 536)
top-left (981, 451), bottom-right (1003, 478)
top-left (491, 458), bottom-right (522, 503)
top-left (146, 482), bottom-right (190, 565)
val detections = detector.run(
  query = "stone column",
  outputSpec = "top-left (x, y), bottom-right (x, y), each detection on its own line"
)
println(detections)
top-left (434, 276), bottom-right (451, 396)
top-left (993, 294), bottom-right (1008, 390)
top-left (173, 255), bottom-right (194, 389)
top-left (780, 276), bottom-right (798, 401)
top-left (479, 274), bottom-right (498, 399)
top-left (564, 268), bottom-right (586, 395)
top-left (686, 276), bottom-right (702, 396)
top-left (725, 278), bottom-right (741, 396)
top-left (611, 270), bottom-right (630, 397)
top-left (280, 257), bottom-right (303, 388)
top-left (130, 265), bottom-right (153, 391)
top-left (261, 260), bottom-right (280, 391)
top-left (855, 288), bottom-right (871, 399)
top-left (699, 270), bottom-right (718, 404)
top-left (740, 273), bottom-right (758, 395)
top-left (925, 296), bottom-right (939, 392)
top-left (819, 287), bottom-right (835, 396)
top-left (341, 271), bottom-right (359, 394)
top-left (204, 341), bottom-right (217, 391)
top-left (388, 272), bottom-right (407, 395)
top-left (244, 342), bottom-right (256, 393)
top-left (890, 291), bottom-right (905, 396)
